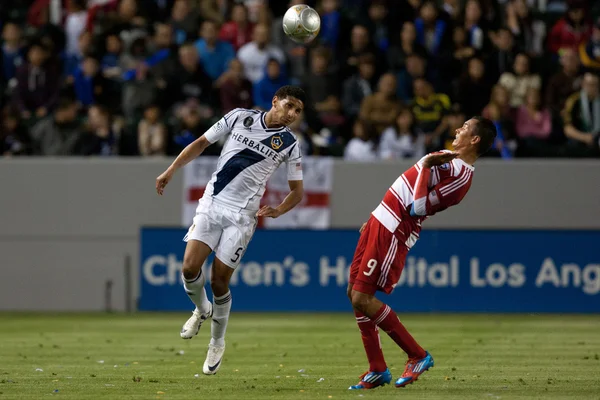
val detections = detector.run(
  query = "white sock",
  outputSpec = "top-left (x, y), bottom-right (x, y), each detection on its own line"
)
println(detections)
top-left (182, 272), bottom-right (211, 315)
top-left (210, 291), bottom-right (232, 347)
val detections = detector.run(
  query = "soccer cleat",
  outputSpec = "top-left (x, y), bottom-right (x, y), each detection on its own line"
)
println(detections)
top-left (203, 343), bottom-right (225, 375)
top-left (180, 305), bottom-right (212, 339)
top-left (395, 351), bottom-right (434, 388)
top-left (348, 368), bottom-right (392, 390)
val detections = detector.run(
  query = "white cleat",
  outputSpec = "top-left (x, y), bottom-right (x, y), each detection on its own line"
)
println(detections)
top-left (202, 343), bottom-right (225, 375)
top-left (180, 305), bottom-right (212, 339)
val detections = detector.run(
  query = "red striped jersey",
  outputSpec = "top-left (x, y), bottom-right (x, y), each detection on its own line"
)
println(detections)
top-left (371, 151), bottom-right (474, 248)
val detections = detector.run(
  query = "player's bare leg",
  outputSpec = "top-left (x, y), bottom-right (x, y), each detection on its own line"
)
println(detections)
top-left (347, 284), bottom-right (391, 390)
top-left (180, 240), bottom-right (213, 339)
top-left (202, 257), bottom-right (235, 375)
top-left (350, 289), bottom-right (434, 388)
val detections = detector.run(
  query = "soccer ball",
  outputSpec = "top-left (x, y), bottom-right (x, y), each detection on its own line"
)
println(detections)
top-left (282, 4), bottom-right (321, 44)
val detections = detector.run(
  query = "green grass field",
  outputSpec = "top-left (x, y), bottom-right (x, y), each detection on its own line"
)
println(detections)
top-left (0, 313), bottom-right (599, 400)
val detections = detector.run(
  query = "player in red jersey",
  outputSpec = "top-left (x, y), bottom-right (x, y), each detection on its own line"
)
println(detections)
top-left (347, 116), bottom-right (497, 390)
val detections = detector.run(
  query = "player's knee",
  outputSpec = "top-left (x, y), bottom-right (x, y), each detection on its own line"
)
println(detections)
top-left (182, 256), bottom-right (202, 281)
top-left (350, 291), bottom-right (372, 313)
top-left (210, 276), bottom-right (229, 297)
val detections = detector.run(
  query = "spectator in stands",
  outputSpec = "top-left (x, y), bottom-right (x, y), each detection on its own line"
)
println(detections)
top-left (121, 63), bottom-right (157, 121)
top-left (303, 47), bottom-right (343, 132)
top-left (440, 0), bottom-right (461, 22)
top-left (361, 0), bottom-right (391, 52)
top-left (30, 98), bottom-right (81, 156)
top-left (64, 0), bottom-right (88, 58)
top-left (219, 3), bottom-right (254, 51)
top-left (397, 53), bottom-right (428, 103)
top-left (414, 1), bottom-right (449, 58)
top-left (78, 104), bottom-right (122, 156)
top-left (339, 24), bottom-right (382, 81)
top-left (195, 20), bottom-right (235, 81)
top-left (456, 57), bottom-right (492, 118)
top-left (342, 53), bottom-right (376, 121)
top-left (101, 33), bottom-right (124, 80)
top-left (64, 31), bottom-right (92, 81)
top-left (13, 41), bottom-right (61, 121)
top-left (164, 44), bottom-right (214, 117)
top-left (515, 87), bottom-right (553, 155)
top-left (146, 23), bottom-right (179, 83)
top-left (1, 22), bottom-right (24, 85)
top-left (317, 0), bottom-right (343, 50)
top-left (547, 0), bottom-right (592, 55)
top-left (462, 0), bottom-right (486, 51)
top-left (438, 25), bottom-right (475, 92)
top-left (379, 108), bottom-right (426, 160)
top-left (170, 106), bottom-right (220, 156)
top-left (578, 17), bottom-right (600, 73)
top-left (237, 24), bottom-right (285, 84)
top-left (200, 0), bottom-right (226, 25)
top-left (387, 21), bottom-right (427, 73)
top-left (1, 106), bottom-right (31, 156)
top-left (410, 78), bottom-right (451, 149)
top-left (483, 83), bottom-right (512, 121)
top-left (441, 105), bottom-right (466, 150)
top-left (359, 72), bottom-right (401, 135)
top-left (138, 103), bottom-right (167, 156)
top-left (253, 58), bottom-right (290, 111)
top-left (73, 54), bottom-right (111, 108)
top-left (498, 52), bottom-right (541, 108)
top-left (487, 27), bottom-right (517, 84)
top-left (344, 119), bottom-right (378, 162)
top-left (218, 58), bottom-right (253, 113)
top-left (545, 48), bottom-right (582, 116)
top-left (505, 0), bottom-right (546, 58)
top-left (562, 72), bottom-right (600, 154)
top-left (170, 0), bottom-right (199, 45)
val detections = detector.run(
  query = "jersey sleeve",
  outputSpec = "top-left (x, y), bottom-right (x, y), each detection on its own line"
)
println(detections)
top-left (203, 108), bottom-right (242, 143)
top-left (285, 142), bottom-right (303, 181)
top-left (411, 166), bottom-right (471, 216)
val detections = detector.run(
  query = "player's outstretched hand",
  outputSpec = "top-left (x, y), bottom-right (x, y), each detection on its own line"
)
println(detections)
top-left (257, 205), bottom-right (281, 218)
top-left (423, 152), bottom-right (459, 168)
top-left (156, 170), bottom-right (173, 196)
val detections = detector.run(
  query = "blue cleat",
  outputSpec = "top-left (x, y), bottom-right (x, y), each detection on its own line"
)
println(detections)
top-left (395, 351), bottom-right (434, 388)
top-left (348, 368), bottom-right (392, 390)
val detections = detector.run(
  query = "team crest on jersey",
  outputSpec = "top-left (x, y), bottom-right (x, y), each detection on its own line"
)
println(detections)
top-left (243, 117), bottom-right (254, 128)
top-left (270, 135), bottom-right (283, 150)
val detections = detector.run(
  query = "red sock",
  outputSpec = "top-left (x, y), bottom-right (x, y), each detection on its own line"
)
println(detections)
top-left (354, 310), bottom-right (387, 372)
top-left (372, 304), bottom-right (426, 359)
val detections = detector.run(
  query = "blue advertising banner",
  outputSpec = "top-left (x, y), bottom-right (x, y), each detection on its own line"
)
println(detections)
top-left (139, 228), bottom-right (600, 313)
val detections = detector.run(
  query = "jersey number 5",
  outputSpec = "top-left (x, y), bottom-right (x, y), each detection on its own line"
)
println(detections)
top-left (363, 259), bottom-right (378, 276)
top-left (230, 247), bottom-right (244, 263)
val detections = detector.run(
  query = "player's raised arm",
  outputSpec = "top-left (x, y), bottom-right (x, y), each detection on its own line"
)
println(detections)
top-left (156, 109), bottom-right (239, 195)
top-left (409, 152), bottom-right (461, 217)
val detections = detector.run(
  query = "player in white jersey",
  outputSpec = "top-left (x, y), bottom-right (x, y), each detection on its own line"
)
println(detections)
top-left (155, 86), bottom-right (306, 375)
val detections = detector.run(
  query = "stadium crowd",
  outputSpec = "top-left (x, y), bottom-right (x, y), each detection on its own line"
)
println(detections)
top-left (1, 0), bottom-right (600, 159)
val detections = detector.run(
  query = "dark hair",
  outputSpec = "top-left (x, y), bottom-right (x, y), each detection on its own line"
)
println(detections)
top-left (274, 86), bottom-right (306, 106)
top-left (472, 116), bottom-right (497, 155)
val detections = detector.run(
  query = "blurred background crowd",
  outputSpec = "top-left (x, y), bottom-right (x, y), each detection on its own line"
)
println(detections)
top-left (1, 0), bottom-right (600, 159)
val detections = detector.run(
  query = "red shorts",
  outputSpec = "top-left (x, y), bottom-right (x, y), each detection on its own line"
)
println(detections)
top-left (349, 216), bottom-right (409, 295)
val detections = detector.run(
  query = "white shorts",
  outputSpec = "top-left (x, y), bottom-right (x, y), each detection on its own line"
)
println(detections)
top-left (183, 197), bottom-right (258, 269)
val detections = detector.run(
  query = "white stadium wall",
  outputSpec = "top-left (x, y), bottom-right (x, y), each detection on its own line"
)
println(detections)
top-left (0, 158), bottom-right (599, 311)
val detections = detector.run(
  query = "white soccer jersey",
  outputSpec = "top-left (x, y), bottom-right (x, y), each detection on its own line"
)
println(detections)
top-left (202, 108), bottom-right (303, 211)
